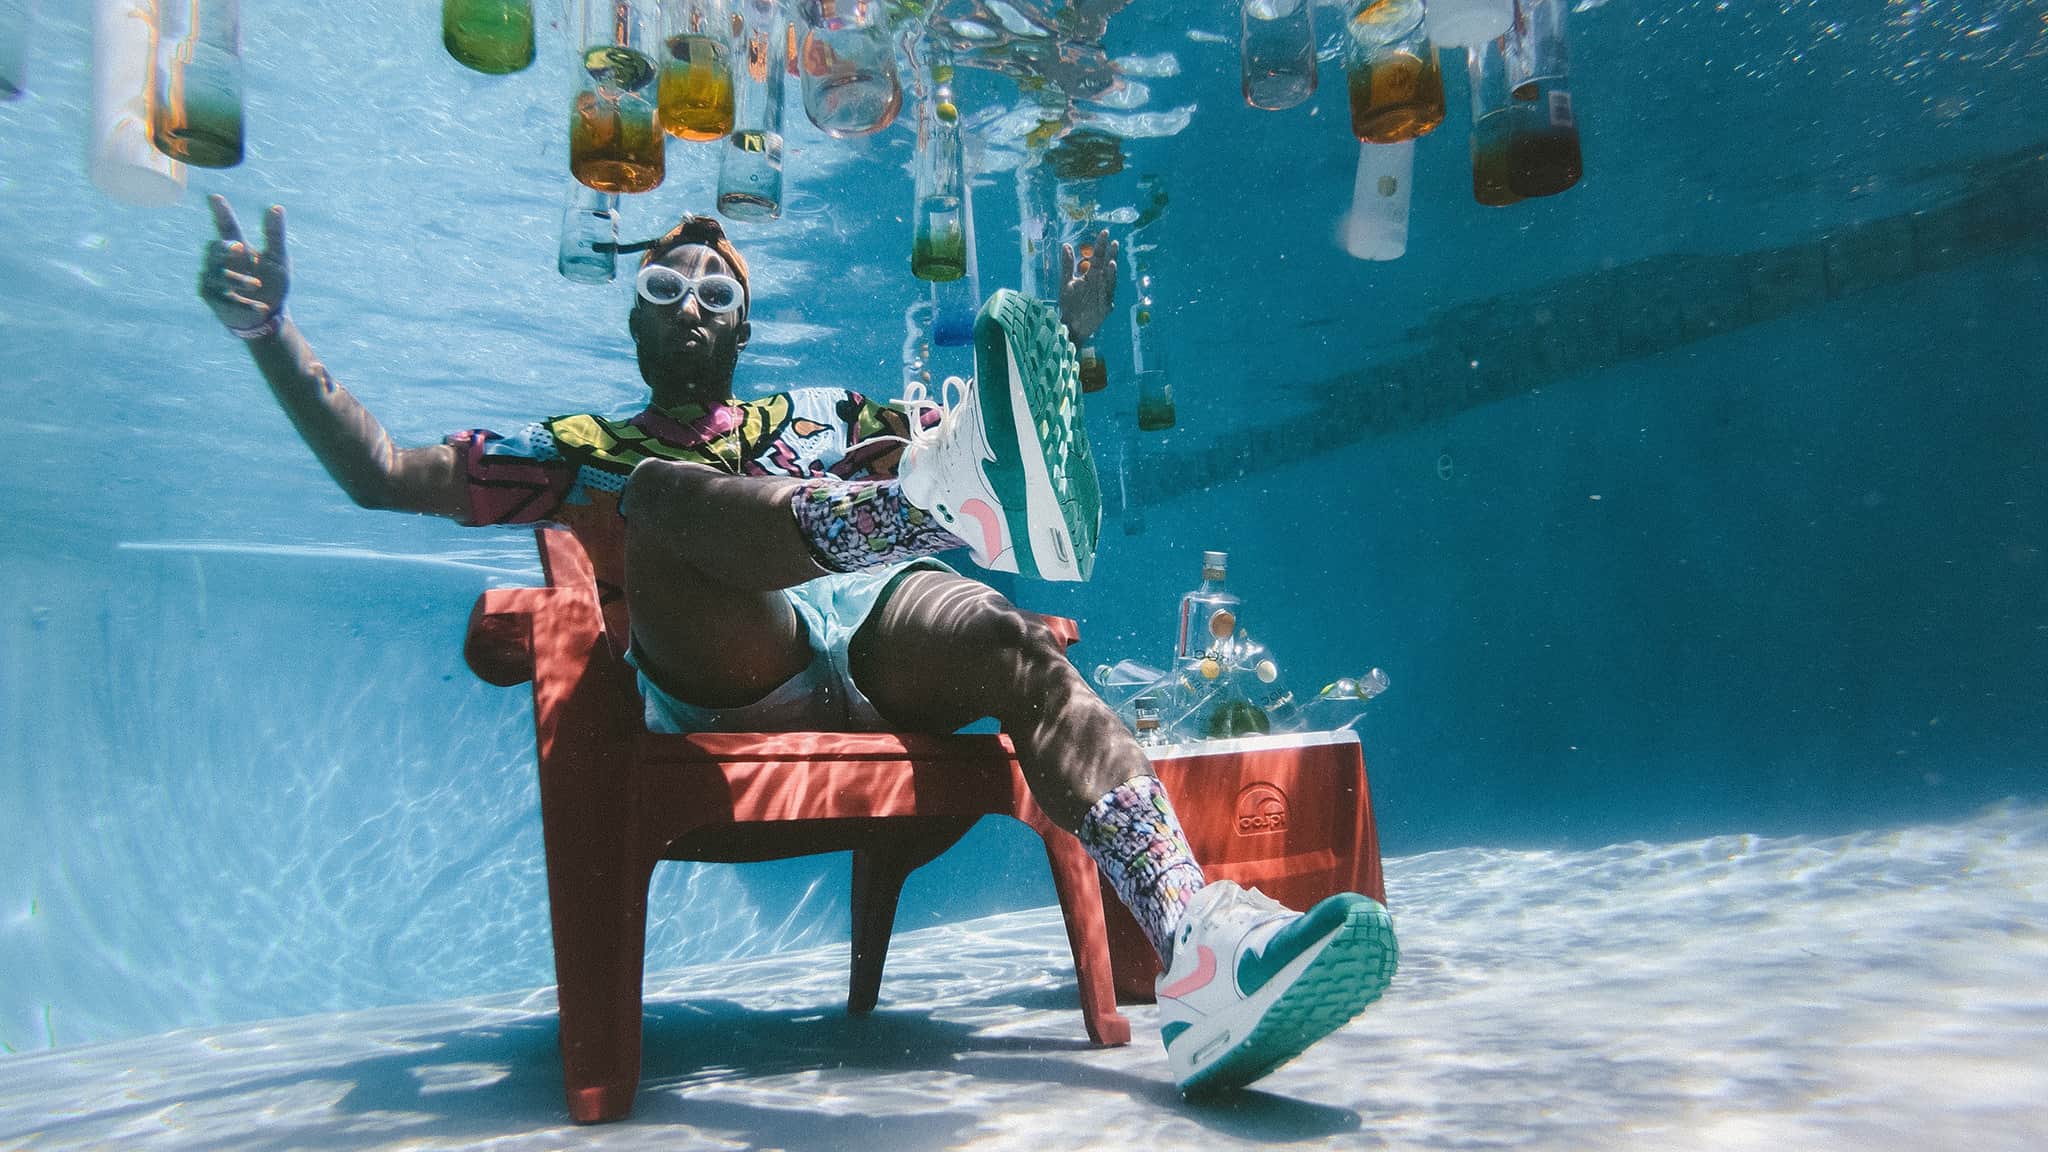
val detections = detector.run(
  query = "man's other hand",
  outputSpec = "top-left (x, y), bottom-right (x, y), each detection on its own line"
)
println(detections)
top-left (1059, 227), bottom-right (1119, 348)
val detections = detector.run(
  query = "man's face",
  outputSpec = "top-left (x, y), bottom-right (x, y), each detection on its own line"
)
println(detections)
top-left (629, 242), bottom-right (751, 399)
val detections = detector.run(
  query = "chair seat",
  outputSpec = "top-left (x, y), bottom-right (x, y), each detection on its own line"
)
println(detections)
top-left (469, 527), bottom-right (1130, 1124)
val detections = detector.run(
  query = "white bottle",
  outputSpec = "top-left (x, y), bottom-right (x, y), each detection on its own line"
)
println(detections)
top-left (1343, 140), bottom-right (1412, 262)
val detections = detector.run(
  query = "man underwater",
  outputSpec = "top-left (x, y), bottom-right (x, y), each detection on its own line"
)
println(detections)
top-left (197, 194), bottom-right (1397, 1096)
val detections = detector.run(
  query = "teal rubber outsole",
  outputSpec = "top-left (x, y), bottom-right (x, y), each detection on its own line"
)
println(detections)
top-left (1179, 898), bottom-right (1400, 1098)
top-left (973, 289), bottom-right (1101, 581)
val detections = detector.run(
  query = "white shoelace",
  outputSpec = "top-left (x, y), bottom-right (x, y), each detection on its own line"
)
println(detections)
top-left (872, 374), bottom-right (969, 454)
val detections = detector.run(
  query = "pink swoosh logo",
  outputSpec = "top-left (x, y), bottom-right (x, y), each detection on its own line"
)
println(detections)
top-left (1160, 945), bottom-right (1217, 1000)
top-left (961, 498), bottom-right (1006, 559)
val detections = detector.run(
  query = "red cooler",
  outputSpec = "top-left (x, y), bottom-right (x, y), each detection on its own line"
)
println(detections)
top-left (1103, 730), bottom-right (1387, 1002)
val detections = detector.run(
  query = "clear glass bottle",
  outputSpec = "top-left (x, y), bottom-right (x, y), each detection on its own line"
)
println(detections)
top-left (558, 183), bottom-right (621, 283)
top-left (1, 0), bottom-right (37, 99)
top-left (443, 0), bottom-right (535, 75)
top-left (1297, 668), bottom-right (1391, 731)
top-left (1133, 694), bottom-right (1171, 748)
top-left (149, 0), bottom-right (243, 169)
top-left (1130, 240), bottom-right (1173, 430)
top-left (571, 0), bottom-right (664, 194)
top-left (1344, 0), bottom-right (1444, 145)
top-left (1177, 551), bottom-right (1243, 663)
top-left (795, 0), bottom-right (900, 138)
top-left (717, 1), bottom-right (786, 219)
top-left (910, 57), bottom-right (967, 282)
top-left (1423, 0), bottom-right (1510, 48)
top-left (1239, 0), bottom-right (1317, 111)
top-left (658, 0), bottom-right (735, 141)
top-left (1017, 150), bottom-right (1060, 301)
top-left (1120, 173), bottom-right (1170, 428)
top-left (1078, 342), bottom-right (1107, 393)
top-left (1503, 0), bottom-right (1582, 198)
top-left (1467, 38), bottom-right (1521, 207)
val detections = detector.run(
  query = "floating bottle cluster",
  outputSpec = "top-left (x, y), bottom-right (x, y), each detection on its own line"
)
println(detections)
top-left (1094, 551), bottom-right (1392, 745)
top-left (1228, 0), bottom-right (1585, 263)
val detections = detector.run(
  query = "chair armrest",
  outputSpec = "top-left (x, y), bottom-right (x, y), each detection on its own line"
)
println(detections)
top-left (1035, 614), bottom-right (1080, 651)
top-left (465, 587), bottom-right (553, 686)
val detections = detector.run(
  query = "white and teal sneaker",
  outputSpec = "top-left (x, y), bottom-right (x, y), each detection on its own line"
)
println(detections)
top-left (896, 288), bottom-right (1101, 582)
top-left (1156, 881), bottom-right (1399, 1097)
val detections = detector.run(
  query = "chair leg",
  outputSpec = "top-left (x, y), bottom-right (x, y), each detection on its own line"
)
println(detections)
top-left (548, 854), bottom-right (657, 1123)
top-left (1039, 827), bottom-right (1134, 1046)
top-left (849, 820), bottom-right (976, 1015)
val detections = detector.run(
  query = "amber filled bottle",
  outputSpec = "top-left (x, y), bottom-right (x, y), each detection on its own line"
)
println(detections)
top-left (658, 0), bottom-right (735, 140)
top-left (1466, 39), bottom-right (1521, 207)
top-left (571, 2), bottom-right (665, 195)
top-left (1344, 0), bottom-right (1444, 145)
top-left (1504, 0), bottom-right (1582, 197)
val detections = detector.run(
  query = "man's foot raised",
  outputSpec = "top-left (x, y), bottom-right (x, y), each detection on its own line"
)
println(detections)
top-left (895, 288), bottom-right (1101, 582)
top-left (1156, 881), bottom-right (1399, 1097)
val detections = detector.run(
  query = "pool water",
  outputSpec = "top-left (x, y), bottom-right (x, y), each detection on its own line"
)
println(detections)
top-left (0, 0), bottom-right (2042, 1144)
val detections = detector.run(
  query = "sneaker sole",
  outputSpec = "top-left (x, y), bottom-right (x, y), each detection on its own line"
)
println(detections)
top-left (973, 289), bottom-right (1101, 582)
top-left (1177, 899), bottom-right (1399, 1098)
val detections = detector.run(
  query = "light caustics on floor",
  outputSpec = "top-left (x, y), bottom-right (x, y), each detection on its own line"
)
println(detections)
top-left (1, 802), bottom-right (2044, 1151)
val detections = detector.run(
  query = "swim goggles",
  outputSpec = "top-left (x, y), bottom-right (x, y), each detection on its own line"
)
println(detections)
top-left (635, 264), bottom-right (744, 314)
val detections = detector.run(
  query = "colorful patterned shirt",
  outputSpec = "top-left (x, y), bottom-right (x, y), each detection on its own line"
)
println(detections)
top-left (445, 388), bottom-right (933, 633)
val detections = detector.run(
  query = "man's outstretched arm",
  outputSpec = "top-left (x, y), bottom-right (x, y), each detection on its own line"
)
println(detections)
top-left (199, 195), bottom-right (467, 520)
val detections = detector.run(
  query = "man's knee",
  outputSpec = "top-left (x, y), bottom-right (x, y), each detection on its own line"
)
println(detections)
top-left (622, 457), bottom-right (720, 520)
top-left (977, 602), bottom-right (1073, 689)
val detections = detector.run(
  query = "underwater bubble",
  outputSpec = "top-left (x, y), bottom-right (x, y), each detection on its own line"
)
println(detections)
top-left (984, 0), bottom-right (1049, 38)
top-left (946, 18), bottom-right (1000, 40)
top-left (1113, 52), bottom-right (1182, 78)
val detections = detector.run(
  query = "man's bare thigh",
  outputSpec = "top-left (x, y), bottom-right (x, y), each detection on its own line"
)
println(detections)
top-left (625, 529), bottom-right (813, 710)
top-left (847, 569), bottom-right (1045, 735)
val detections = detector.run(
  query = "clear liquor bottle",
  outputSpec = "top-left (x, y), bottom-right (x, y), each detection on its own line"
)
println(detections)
top-left (717, 2), bottom-right (786, 219)
top-left (1176, 551), bottom-right (1242, 663)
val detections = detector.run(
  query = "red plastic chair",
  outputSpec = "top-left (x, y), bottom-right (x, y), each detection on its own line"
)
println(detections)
top-left (464, 527), bottom-right (1131, 1124)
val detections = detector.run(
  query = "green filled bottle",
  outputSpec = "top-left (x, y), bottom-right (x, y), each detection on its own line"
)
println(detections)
top-left (444, 0), bottom-right (536, 75)
top-left (1204, 692), bottom-right (1272, 739)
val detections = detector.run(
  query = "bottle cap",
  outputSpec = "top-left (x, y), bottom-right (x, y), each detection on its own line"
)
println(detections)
top-left (1202, 550), bottom-right (1228, 576)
